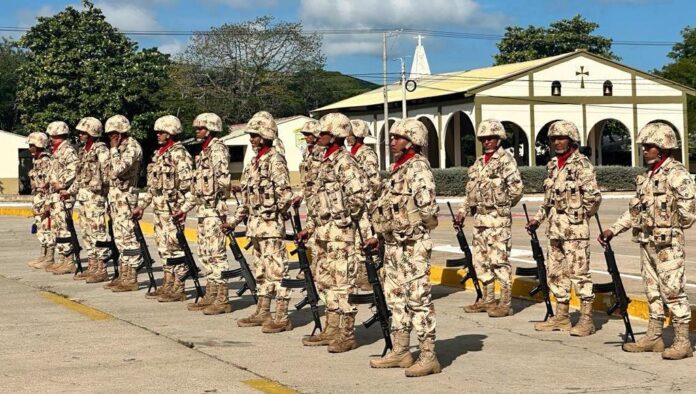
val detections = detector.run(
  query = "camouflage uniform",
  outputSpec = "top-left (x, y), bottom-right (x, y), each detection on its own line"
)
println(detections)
top-left (27, 132), bottom-right (54, 268)
top-left (296, 120), bottom-right (324, 272)
top-left (609, 122), bottom-right (695, 359)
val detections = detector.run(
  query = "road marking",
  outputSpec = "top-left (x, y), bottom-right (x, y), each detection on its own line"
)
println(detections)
top-left (242, 379), bottom-right (297, 394)
top-left (40, 291), bottom-right (113, 321)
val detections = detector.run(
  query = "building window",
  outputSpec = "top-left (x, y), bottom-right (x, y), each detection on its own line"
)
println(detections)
top-left (603, 80), bottom-right (613, 96)
top-left (551, 81), bottom-right (561, 96)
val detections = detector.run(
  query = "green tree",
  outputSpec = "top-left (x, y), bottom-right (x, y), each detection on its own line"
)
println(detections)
top-left (16, 0), bottom-right (169, 137)
top-left (494, 15), bottom-right (619, 65)
top-left (0, 38), bottom-right (27, 131)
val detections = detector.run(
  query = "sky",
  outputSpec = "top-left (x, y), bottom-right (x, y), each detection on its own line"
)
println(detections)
top-left (2, 0), bottom-right (695, 85)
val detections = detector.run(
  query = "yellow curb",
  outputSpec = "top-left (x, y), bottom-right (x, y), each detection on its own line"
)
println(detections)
top-left (430, 265), bottom-right (696, 331)
top-left (0, 207), bottom-right (35, 217)
top-left (242, 379), bottom-right (297, 394)
top-left (40, 291), bottom-right (113, 321)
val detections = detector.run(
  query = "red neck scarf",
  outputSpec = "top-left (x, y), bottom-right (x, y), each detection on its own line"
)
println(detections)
top-left (557, 148), bottom-right (576, 169)
top-left (255, 145), bottom-right (271, 166)
top-left (392, 150), bottom-right (416, 171)
top-left (51, 140), bottom-right (63, 153)
top-left (201, 136), bottom-right (214, 151)
top-left (158, 139), bottom-right (175, 155)
top-left (650, 156), bottom-right (669, 177)
top-left (350, 143), bottom-right (363, 156)
top-left (84, 140), bottom-right (94, 152)
top-left (33, 148), bottom-right (43, 159)
top-left (483, 151), bottom-right (495, 164)
top-left (324, 143), bottom-right (341, 159)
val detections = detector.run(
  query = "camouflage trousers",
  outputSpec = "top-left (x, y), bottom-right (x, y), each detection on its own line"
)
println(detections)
top-left (472, 226), bottom-right (512, 289)
top-left (152, 206), bottom-right (188, 279)
top-left (196, 213), bottom-right (229, 284)
top-left (249, 237), bottom-right (290, 300)
top-left (641, 241), bottom-right (691, 324)
top-left (314, 240), bottom-right (357, 314)
top-left (77, 192), bottom-right (109, 261)
top-left (353, 237), bottom-right (369, 285)
top-left (108, 188), bottom-right (142, 269)
top-left (33, 195), bottom-right (54, 247)
top-left (49, 194), bottom-right (73, 256)
top-left (383, 237), bottom-right (436, 342)
top-left (547, 239), bottom-right (594, 303)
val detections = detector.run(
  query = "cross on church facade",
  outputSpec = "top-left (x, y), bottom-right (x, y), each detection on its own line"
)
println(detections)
top-left (576, 66), bottom-right (589, 88)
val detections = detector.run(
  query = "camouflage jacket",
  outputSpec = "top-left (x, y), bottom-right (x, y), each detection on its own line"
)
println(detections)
top-left (296, 145), bottom-right (324, 213)
top-left (140, 142), bottom-right (193, 212)
top-left (181, 138), bottom-right (231, 216)
top-left (373, 154), bottom-right (439, 243)
top-left (230, 147), bottom-right (293, 238)
top-left (352, 144), bottom-right (382, 203)
top-left (305, 147), bottom-right (370, 242)
top-left (533, 149), bottom-right (602, 240)
top-left (109, 136), bottom-right (143, 193)
top-left (47, 140), bottom-right (78, 204)
top-left (69, 141), bottom-right (110, 200)
top-left (458, 146), bottom-right (523, 228)
top-left (609, 157), bottom-right (696, 246)
top-left (29, 152), bottom-right (51, 215)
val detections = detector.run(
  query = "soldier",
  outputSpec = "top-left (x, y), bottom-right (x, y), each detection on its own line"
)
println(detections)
top-left (297, 112), bottom-right (369, 353)
top-left (175, 113), bottom-right (232, 315)
top-left (67, 117), bottom-right (111, 282)
top-left (455, 119), bottom-right (523, 317)
top-left (44, 121), bottom-right (79, 275)
top-left (526, 120), bottom-right (602, 336)
top-left (132, 115), bottom-right (194, 302)
top-left (599, 122), bottom-right (695, 360)
top-left (103, 115), bottom-right (143, 290)
top-left (365, 118), bottom-right (441, 377)
top-left (26, 132), bottom-right (54, 270)
top-left (248, 110), bottom-right (285, 156)
top-left (222, 114), bottom-right (294, 332)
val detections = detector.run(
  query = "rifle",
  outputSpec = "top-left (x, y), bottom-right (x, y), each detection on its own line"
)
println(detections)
top-left (444, 202), bottom-right (482, 302)
top-left (96, 199), bottom-right (120, 278)
top-left (220, 192), bottom-right (257, 301)
top-left (280, 207), bottom-right (323, 336)
top-left (62, 201), bottom-right (84, 274)
top-left (348, 214), bottom-right (393, 357)
top-left (593, 214), bottom-right (635, 343)
top-left (126, 198), bottom-right (157, 293)
top-left (166, 200), bottom-right (204, 302)
top-left (515, 204), bottom-right (554, 321)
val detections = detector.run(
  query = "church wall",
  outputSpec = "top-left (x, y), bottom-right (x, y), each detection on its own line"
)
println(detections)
top-left (533, 55), bottom-right (633, 97)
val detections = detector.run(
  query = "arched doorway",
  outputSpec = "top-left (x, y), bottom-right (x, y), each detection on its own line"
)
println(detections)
top-left (379, 119), bottom-right (396, 170)
top-left (535, 120), bottom-right (561, 166)
top-left (644, 120), bottom-right (683, 164)
top-left (418, 117), bottom-right (440, 169)
top-left (587, 119), bottom-right (632, 166)
top-left (444, 111), bottom-right (476, 167)
top-left (501, 121), bottom-right (529, 166)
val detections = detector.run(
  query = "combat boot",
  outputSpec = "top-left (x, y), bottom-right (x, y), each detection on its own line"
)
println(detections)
top-left (158, 276), bottom-right (186, 302)
top-left (36, 247), bottom-right (55, 269)
top-left (85, 259), bottom-right (109, 283)
top-left (302, 311), bottom-right (340, 346)
top-left (187, 282), bottom-right (217, 311)
top-left (75, 258), bottom-right (96, 280)
top-left (463, 281), bottom-right (496, 313)
top-left (262, 298), bottom-right (293, 333)
top-left (570, 301), bottom-right (596, 337)
top-left (53, 253), bottom-right (76, 275)
top-left (405, 338), bottom-right (441, 377)
top-left (45, 253), bottom-right (64, 273)
top-left (622, 319), bottom-right (664, 353)
top-left (328, 313), bottom-right (357, 353)
top-left (146, 271), bottom-right (172, 299)
top-left (662, 323), bottom-right (694, 360)
top-left (534, 302), bottom-right (571, 331)
top-left (28, 246), bottom-right (46, 268)
top-left (203, 284), bottom-right (233, 315)
top-left (237, 297), bottom-right (272, 327)
top-left (112, 266), bottom-right (139, 292)
top-left (488, 285), bottom-right (513, 317)
top-left (103, 263), bottom-right (125, 289)
top-left (370, 330), bottom-right (414, 368)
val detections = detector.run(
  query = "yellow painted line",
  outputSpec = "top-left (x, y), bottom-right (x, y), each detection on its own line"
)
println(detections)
top-left (40, 291), bottom-right (113, 321)
top-left (242, 379), bottom-right (297, 394)
top-left (0, 207), bottom-right (34, 217)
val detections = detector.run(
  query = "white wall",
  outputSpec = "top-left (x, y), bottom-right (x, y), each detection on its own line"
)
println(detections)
top-left (483, 75), bottom-right (529, 97)
top-left (635, 76), bottom-right (682, 96)
top-left (0, 131), bottom-right (27, 179)
top-left (533, 55), bottom-right (633, 97)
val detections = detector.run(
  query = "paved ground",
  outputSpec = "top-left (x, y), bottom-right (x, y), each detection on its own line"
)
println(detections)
top-left (2, 212), bottom-right (696, 393)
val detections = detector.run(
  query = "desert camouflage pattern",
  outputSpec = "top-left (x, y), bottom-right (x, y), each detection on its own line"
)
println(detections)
top-left (105, 115), bottom-right (130, 134)
top-left (319, 113), bottom-right (352, 138)
top-left (350, 119), bottom-right (372, 138)
top-left (313, 240), bottom-right (358, 312)
top-left (273, 138), bottom-right (285, 156)
top-left (352, 144), bottom-right (381, 202)
top-left (389, 117), bottom-right (428, 147)
top-left (27, 132), bottom-right (48, 148)
top-left (154, 115), bottom-right (182, 136)
top-left (637, 122), bottom-right (679, 150)
top-left (47, 140), bottom-right (78, 256)
top-left (193, 113), bottom-right (223, 132)
top-left (46, 121), bottom-right (69, 136)
top-left (301, 120), bottom-right (321, 137)
top-left (29, 151), bottom-right (53, 248)
top-left (476, 119), bottom-right (507, 139)
top-left (609, 157), bottom-right (696, 323)
top-left (547, 239), bottom-right (594, 302)
top-left (245, 116), bottom-right (278, 141)
top-left (296, 144), bottom-right (324, 211)
top-left (547, 120), bottom-right (580, 142)
top-left (76, 117), bottom-right (103, 137)
top-left (250, 238), bottom-right (291, 300)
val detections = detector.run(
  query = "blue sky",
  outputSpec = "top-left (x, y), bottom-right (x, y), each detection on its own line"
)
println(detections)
top-left (2, 0), bottom-right (695, 85)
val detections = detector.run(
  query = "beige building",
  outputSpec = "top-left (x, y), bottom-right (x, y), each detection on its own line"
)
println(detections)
top-left (0, 131), bottom-right (30, 195)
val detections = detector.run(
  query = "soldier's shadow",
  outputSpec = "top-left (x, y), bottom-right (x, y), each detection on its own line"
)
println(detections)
top-left (436, 334), bottom-right (486, 369)
top-left (290, 304), bottom-right (326, 330)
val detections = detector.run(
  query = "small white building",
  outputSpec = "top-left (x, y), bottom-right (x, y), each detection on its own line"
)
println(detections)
top-left (0, 130), bottom-right (30, 195)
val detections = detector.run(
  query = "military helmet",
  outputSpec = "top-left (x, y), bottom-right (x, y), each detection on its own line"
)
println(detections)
top-left (350, 119), bottom-right (372, 138)
top-left (300, 120), bottom-right (320, 137)
top-left (75, 117), bottom-right (103, 137)
top-left (46, 121), bottom-right (70, 136)
top-left (319, 113), bottom-right (352, 138)
top-left (390, 117), bottom-right (428, 147)
top-left (154, 115), bottom-right (182, 136)
top-left (547, 120), bottom-right (580, 142)
top-left (476, 119), bottom-right (507, 140)
top-left (638, 122), bottom-right (679, 150)
top-left (252, 111), bottom-right (274, 121)
top-left (245, 116), bottom-right (278, 140)
top-left (105, 115), bottom-right (131, 134)
top-left (27, 132), bottom-right (48, 148)
top-left (193, 113), bottom-right (223, 132)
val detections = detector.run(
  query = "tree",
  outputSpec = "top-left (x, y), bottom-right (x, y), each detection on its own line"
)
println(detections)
top-left (0, 38), bottom-right (27, 131)
top-left (494, 15), bottom-right (619, 65)
top-left (16, 0), bottom-right (169, 138)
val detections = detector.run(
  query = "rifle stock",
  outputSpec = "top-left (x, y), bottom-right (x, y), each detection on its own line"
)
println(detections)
top-left (445, 202), bottom-right (482, 302)
top-left (127, 198), bottom-right (157, 293)
top-left (62, 202), bottom-right (84, 274)
top-left (166, 200), bottom-right (204, 302)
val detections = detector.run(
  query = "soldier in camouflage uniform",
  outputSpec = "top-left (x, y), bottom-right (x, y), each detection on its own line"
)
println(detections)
top-left (527, 120), bottom-right (602, 336)
top-left (103, 115), bottom-right (143, 290)
top-left (27, 132), bottom-right (54, 269)
top-left (455, 119), bottom-right (523, 317)
top-left (132, 115), bottom-right (194, 302)
top-left (223, 115), bottom-right (294, 332)
top-left (44, 121), bottom-right (79, 275)
top-left (66, 117), bottom-right (111, 282)
top-left (366, 118), bottom-right (441, 377)
top-left (248, 110), bottom-right (285, 156)
top-left (600, 122), bottom-right (695, 360)
top-left (176, 113), bottom-right (232, 315)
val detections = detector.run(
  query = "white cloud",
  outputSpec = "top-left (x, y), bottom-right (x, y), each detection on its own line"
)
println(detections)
top-left (202, 0), bottom-right (278, 8)
top-left (95, 1), bottom-right (160, 31)
top-left (158, 39), bottom-right (187, 55)
top-left (16, 5), bottom-right (56, 27)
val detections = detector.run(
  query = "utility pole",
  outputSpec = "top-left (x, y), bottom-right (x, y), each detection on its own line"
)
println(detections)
top-left (398, 57), bottom-right (407, 119)
top-left (383, 32), bottom-right (389, 168)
